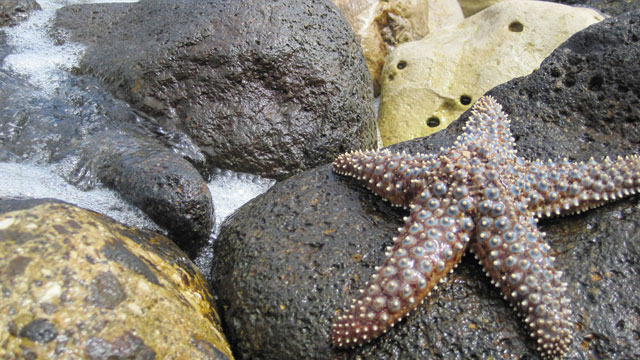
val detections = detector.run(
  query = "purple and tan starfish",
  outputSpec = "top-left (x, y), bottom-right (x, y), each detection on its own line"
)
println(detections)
top-left (330, 96), bottom-right (640, 359)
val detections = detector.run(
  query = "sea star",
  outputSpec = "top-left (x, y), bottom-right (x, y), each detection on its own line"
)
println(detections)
top-left (330, 96), bottom-right (640, 359)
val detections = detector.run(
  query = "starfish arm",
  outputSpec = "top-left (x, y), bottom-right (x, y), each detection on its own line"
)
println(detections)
top-left (331, 186), bottom-right (473, 348)
top-left (470, 190), bottom-right (573, 360)
top-left (525, 155), bottom-right (640, 218)
top-left (456, 96), bottom-right (516, 151)
top-left (329, 96), bottom-right (639, 358)
top-left (332, 149), bottom-right (434, 207)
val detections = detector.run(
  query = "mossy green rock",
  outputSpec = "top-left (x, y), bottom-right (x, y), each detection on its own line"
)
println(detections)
top-left (0, 202), bottom-right (233, 359)
top-left (378, 0), bottom-right (603, 146)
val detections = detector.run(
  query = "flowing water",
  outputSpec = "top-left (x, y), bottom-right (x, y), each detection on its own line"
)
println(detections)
top-left (0, 0), bottom-right (275, 270)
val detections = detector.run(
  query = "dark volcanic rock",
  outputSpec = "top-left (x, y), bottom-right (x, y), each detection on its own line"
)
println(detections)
top-left (72, 130), bottom-right (214, 258)
top-left (485, 10), bottom-right (640, 174)
top-left (54, 0), bottom-right (377, 180)
top-left (549, 0), bottom-right (639, 16)
top-left (210, 12), bottom-right (640, 359)
top-left (0, 74), bottom-right (213, 257)
top-left (0, 0), bottom-right (41, 27)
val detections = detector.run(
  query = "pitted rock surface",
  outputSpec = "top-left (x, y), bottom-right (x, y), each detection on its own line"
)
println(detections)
top-left (377, 0), bottom-right (603, 145)
top-left (54, 0), bottom-right (377, 180)
top-left (210, 11), bottom-right (640, 359)
top-left (0, 202), bottom-right (232, 359)
top-left (331, 0), bottom-right (464, 95)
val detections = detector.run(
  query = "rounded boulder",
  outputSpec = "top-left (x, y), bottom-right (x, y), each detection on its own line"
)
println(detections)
top-left (0, 202), bottom-right (233, 359)
top-left (54, 0), bottom-right (377, 180)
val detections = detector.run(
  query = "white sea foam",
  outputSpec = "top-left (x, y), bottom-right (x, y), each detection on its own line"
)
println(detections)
top-left (191, 169), bottom-right (275, 272)
top-left (208, 169), bottom-right (276, 235)
top-left (1, 0), bottom-right (138, 94)
top-left (1, 0), bottom-right (276, 271)
top-left (0, 161), bottom-right (161, 231)
top-left (0, 162), bottom-right (276, 242)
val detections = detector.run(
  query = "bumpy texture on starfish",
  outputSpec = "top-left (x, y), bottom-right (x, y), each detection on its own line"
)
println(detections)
top-left (330, 96), bottom-right (640, 359)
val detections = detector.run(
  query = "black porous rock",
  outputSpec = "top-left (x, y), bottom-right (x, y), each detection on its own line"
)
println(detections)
top-left (0, 0), bottom-right (41, 27)
top-left (548, 0), bottom-right (639, 17)
top-left (53, 0), bottom-right (377, 180)
top-left (0, 74), bottom-right (213, 257)
top-left (210, 12), bottom-right (640, 359)
top-left (485, 10), bottom-right (640, 175)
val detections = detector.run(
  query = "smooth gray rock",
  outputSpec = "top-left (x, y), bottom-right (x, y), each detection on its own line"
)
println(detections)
top-left (54, 0), bottom-right (377, 180)
top-left (211, 11), bottom-right (640, 359)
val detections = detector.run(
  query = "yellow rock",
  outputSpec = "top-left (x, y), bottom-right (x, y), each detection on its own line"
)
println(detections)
top-left (378, 0), bottom-right (603, 146)
top-left (0, 202), bottom-right (234, 359)
top-left (333, 0), bottom-right (464, 95)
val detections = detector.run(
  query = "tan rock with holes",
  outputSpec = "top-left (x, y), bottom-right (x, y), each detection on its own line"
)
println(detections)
top-left (378, 0), bottom-right (603, 146)
top-left (333, 0), bottom-right (464, 95)
top-left (0, 202), bottom-right (234, 359)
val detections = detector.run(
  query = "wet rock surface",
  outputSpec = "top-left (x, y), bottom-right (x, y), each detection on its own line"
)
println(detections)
top-left (71, 129), bottom-right (213, 258)
top-left (0, 32), bottom-right (10, 62)
top-left (211, 11), bottom-right (640, 359)
top-left (0, 73), bottom-right (213, 257)
top-left (482, 10), bottom-right (640, 171)
top-left (0, 0), bottom-right (41, 27)
top-left (0, 201), bottom-right (233, 359)
top-left (54, 0), bottom-right (377, 180)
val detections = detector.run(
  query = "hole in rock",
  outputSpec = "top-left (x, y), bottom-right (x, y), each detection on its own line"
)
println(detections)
top-left (426, 117), bottom-right (440, 128)
top-left (508, 21), bottom-right (524, 32)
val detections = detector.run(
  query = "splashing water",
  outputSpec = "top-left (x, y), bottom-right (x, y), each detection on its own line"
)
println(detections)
top-left (0, 162), bottom-right (161, 230)
top-left (193, 169), bottom-right (276, 272)
top-left (1, 0), bottom-right (137, 94)
top-left (0, 163), bottom-right (275, 239)
top-left (0, 0), bottom-right (276, 257)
